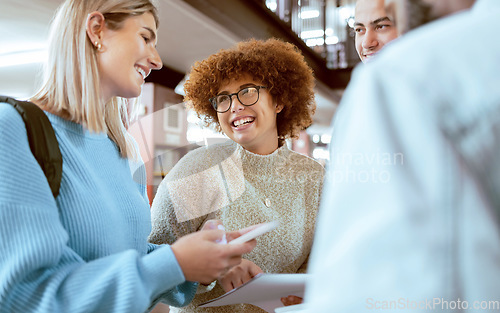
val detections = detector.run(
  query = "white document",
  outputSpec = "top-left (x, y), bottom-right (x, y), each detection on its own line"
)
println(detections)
top-left (198, 273), bottom-right (309, 313)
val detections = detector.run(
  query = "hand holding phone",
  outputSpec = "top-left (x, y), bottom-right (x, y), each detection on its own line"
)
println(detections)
top-left (229, 221), bottom-right (279, 245)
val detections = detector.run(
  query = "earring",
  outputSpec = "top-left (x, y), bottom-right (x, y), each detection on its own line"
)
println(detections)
top-left (94, 41), bottom-right (102, 51)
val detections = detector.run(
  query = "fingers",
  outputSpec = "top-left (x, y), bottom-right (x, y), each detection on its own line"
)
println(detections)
top-left (199, 229), bottom-right (226, 243)
top-left (218, 266), bottom-right (252, 292)
top-left (201, 223), bottom-right (227, 244)
top-left (281, 295), bottom-right (303, 306)
top-left (231, 277), bottom-right (245, 290)
top-left (248, 263), bottom-right (264, 277)
top-left (225, 230), bottom-right (242, 242)
top-left (225, 224), bottom-right (261, 242)
top-left (218, 259), bottom-right (263, 292)
top-left (171, 228), bottom-right (257, 284)
top-left (228, 240), bottom-right (257, 256)
top-left (201, 219), bottom-right (223, 230)
top-left (239, 270), bottom-right (253, 287)
top-left (218, 273), bottom-right (234, 292)
top-left (238, 223), bottom-right (263, 234)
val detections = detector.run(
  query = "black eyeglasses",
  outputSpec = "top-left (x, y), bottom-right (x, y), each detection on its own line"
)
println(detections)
top-left (209, 86), bottom-right (267, 113)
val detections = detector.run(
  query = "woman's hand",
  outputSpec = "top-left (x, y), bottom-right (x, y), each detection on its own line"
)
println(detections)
top-left (218, 259), bottom-right (263, 292)
top-left (201, 220), bottom-right (224, 231)
top-left (171, 229), bottom-right (256, 285)
top-left (225, 222), bottom-right (265, 242)
top-left (280, 295), bottom-right (303, 306)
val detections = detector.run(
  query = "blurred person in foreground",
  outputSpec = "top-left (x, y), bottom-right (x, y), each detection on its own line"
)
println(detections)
top-left (149, 38), bottom-right (324, 312)
top-left (305, 0), bottom-right (497, 312)
top-left (0, 0), bottom-right (256, 312)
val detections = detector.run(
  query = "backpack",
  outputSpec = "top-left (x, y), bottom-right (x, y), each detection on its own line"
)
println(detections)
top-left (0, 96), bottom-right (62, 198)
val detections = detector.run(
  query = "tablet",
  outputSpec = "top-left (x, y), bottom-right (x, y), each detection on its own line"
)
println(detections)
top-left (229, 221), bottom-right (279, 245)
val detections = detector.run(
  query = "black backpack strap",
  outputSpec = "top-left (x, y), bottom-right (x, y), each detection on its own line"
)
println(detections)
top-left (0, 96), bottom-right (63, 198)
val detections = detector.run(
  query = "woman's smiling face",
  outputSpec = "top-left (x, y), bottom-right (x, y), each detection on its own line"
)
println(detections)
top-left (216, 74), bottom-right (283, 155)
top-left (97, 12), bottom-right (162, 101)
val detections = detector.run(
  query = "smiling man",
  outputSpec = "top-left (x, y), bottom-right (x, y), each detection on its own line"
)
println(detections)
top-left (353, 0), bottom-right (399, 62)
top-left (354, 0), bottom-right (398, 63)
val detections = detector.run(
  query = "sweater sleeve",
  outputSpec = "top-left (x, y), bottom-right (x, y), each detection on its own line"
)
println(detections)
top-left (128, 136), bottom-right (150, 204)
top-left (0, 103), bottom-right (196, 312)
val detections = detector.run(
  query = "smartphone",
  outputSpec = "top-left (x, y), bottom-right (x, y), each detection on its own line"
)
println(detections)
top-left (229, 221), bottom-right (279, 245)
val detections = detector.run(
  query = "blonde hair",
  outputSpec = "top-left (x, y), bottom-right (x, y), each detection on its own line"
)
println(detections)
top-left (32, 0), bottom-right (159, 159)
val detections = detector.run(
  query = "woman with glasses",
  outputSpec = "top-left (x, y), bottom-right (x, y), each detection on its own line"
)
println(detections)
top-left (149, 38), bottom-right (325, 313)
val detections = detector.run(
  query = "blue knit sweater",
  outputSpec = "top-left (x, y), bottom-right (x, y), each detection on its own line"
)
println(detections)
top-left (0, 102), bottom-right (196, 312)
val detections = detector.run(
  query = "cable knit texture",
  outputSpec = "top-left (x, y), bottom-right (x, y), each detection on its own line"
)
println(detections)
top-left (0, 102), bottom-right (196, 313)
top-left (149, 140), bottom-right (324, 312)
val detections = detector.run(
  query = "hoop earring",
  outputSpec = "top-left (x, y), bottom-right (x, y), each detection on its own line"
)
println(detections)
top-left (94, 41), bottom-right (102, 51)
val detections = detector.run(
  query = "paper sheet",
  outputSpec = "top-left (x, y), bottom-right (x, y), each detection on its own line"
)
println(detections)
top-left (198, 273), bottom-right (309, 313)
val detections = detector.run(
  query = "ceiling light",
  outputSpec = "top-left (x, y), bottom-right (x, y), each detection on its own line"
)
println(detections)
top-left (305, 39), bottom-right (316, 47)
top-left (313, 147), bottom-right (329, 160)
top-left (300, 29), bottom-right (324, 39)
top-left (299, 10), bottom-right (320, 19)
top-left (312, 134), bottom-right (320, 143)
top-left (325, 36), bottom-right (339, 45)
top-left (321, 134), bottom-right (331, 144)
top-left (339, 7), bottom-right (354, 21)
top-left (266, 1), bottom-right (277, 12)
top-left (348, 17), bottom-right (356, 28)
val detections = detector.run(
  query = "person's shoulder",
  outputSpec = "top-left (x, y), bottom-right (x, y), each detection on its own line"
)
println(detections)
top-left (0, 101), bottom-right (27, 135)
top-left (181, 140), bottom-right (234, 162)
top-left (372, 8), bottom-right (481, 73)
top-left (287, 149), bottom-right (325, 172)
top-left (0, 100), bottom-right (23, 120)
top-left (0, 102), bottom-right (34, 165)
top-left (360, 6), bottom-right (492, 106)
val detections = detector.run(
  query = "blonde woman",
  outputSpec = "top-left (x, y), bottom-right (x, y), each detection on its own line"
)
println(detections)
top-left (0, 1), bottom-right (255, 312)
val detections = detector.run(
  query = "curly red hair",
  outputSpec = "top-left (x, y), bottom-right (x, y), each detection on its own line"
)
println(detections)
top-left (183, 38), bottom-right (316, 140)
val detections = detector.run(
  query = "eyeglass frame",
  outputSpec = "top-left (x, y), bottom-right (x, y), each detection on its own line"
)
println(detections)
top-left (209, 86), bottom-right (267, 113)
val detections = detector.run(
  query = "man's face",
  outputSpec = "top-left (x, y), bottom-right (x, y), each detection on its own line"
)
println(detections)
top-left (354, 0), bottom-right (399, 63)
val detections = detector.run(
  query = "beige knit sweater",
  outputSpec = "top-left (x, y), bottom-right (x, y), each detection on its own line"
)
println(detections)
top-left (149, 141), bottom-right (324, 312)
